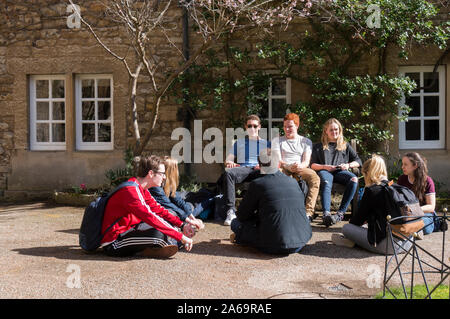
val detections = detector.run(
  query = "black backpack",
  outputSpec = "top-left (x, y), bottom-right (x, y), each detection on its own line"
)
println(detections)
top-left (381, 181), bottom-right (424, 220)
top-left (381, 181), bottom-right (425, 237)
top-left (79, 181), bottom-right (138, 252)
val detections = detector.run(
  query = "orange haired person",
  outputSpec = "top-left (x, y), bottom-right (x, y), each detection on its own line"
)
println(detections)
top-left (271, 113), bottom-right (321, 222)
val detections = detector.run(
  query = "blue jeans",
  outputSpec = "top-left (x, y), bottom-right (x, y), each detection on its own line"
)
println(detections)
top-left (422, 212), bottom-right (438, 235)
top-left (317, 169), bottom-right (358, 213)
top-left (191, 197), bottom-right (215, 217)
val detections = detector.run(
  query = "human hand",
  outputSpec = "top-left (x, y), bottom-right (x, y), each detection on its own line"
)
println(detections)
top-left (292, 163), bottom-right (306, 174)
top-left (182, 223), bottom-right (196, 238)
top-left (326, 165), bottom-right (337, 172)
top-left (225, 161), bottom-right (240, 168)
top-left (188, 216), bottom-right (205, 230)
top-left (181, 235), bottom-right (193, 251)
top-left (338, 163), bottom-right (350, 171)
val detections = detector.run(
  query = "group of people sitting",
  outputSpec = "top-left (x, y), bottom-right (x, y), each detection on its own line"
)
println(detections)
top-left (98, 113), bottom-right (440, 258)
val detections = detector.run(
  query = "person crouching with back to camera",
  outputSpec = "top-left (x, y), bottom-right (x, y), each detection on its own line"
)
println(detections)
top-left (100, 155), bottom-right (196, 258)
top-left (331, 155), bottom-right (413, 255)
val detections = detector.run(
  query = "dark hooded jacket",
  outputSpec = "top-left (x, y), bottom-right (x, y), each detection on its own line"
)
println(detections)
top-left (236, 171), bottom-right (312, 253)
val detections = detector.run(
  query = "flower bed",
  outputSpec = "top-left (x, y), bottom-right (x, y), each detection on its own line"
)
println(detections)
top-left (53, 191), bottom-right (97, 207)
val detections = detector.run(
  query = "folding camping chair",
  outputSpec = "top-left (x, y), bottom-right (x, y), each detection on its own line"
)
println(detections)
top-left (382, 208), bottom-right (449, 299)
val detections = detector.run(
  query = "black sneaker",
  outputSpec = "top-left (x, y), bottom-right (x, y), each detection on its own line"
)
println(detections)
top-left (308, 213), bottom-right (318, 222)
top-left (322, 213), bottom-right (333, 227)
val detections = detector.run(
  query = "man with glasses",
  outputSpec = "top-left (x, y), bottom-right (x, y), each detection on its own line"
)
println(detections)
top-left (100, 155), bottom-right (196, 258)
top-left (218, 115), bottom-right (270, 226)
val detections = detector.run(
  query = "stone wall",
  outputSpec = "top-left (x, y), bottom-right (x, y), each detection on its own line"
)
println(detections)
top-left (0, 1), bottom-right (228, 199)
top-left (0, 1), bottom-right (448, 199)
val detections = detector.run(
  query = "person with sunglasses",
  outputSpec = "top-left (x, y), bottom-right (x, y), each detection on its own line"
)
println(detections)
top-left (100, 155), bottom-right (196, 258)
top-left (218, 114), bottom-right (270, 226)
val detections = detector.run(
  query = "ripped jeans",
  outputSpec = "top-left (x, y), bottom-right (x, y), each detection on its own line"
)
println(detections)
top-left (317, 169), bottom-right (358, 214)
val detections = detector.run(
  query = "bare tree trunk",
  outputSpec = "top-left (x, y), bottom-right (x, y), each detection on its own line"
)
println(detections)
top-left (130, 63), bottom-right (143, 153)
top-left (134, 39), bottom-right (212, 155)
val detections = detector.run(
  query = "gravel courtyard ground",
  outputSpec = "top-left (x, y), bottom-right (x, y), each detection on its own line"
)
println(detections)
top-left (0, 202), bottom-right (448, 300)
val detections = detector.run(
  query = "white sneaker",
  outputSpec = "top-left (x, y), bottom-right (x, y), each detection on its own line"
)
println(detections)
top-left (415, 230), bottom-right (424, 240)
top-left (224, 209), bottom-right (237, 226)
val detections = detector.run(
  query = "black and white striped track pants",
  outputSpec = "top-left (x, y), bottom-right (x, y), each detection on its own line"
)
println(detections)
top-left (103, 222), bottom-right (175, 257)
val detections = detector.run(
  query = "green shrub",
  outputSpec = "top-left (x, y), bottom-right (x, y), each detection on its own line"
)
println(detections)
top-left (105, 148), bottom-right (135, 189)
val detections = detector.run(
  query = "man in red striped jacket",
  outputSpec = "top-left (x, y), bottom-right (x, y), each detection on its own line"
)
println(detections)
top-left (101, 155), bottom-right (196, 258)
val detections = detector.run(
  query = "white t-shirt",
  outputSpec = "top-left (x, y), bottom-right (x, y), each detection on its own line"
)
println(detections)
top-left (271, 135), bottom-right (312, 165)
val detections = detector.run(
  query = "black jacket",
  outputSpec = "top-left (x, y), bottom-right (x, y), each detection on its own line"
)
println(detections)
top-left (350, 181), bottom-right (390, 246)
top-left (236, 171), bottom-right (312, 252)
top-left (311, 142), bottom-right (362, 167)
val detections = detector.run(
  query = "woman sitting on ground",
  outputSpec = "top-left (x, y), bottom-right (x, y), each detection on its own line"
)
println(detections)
top-left (310, 118), bottom-right (362, 227)
top-left (331, 155), bottom-right (412, 255)
top-left (100, 155), bottom-right (195, 258)
top-left (149, 156), bottom-right (209, 230)
top-left (397, 152), bottom-right (439, 234)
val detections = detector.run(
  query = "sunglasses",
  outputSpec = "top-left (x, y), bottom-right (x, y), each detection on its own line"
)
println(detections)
top-left (246, 124), bottom-right (259, 129)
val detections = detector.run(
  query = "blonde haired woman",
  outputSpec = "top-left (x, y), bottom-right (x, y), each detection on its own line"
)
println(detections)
top-left (332, 155), bottom-right (412, 255)
top-left (311, 118), bottom-right (362, 227)
top-left (149, 156), bottom-right (210, 230)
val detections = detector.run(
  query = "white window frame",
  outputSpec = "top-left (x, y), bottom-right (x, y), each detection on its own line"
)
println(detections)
top-left (75, 74), bottom-right (114, 151)
top-left (29, 75), bottom-right (66, 151)
top-left (267, 76), bottom-right (292, 134)
top-left (249, 72), bottom-right (291, 140)
top-left (398, 65), bottom-right (445, 149)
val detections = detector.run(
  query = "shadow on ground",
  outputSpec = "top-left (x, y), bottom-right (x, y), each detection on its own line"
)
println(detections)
top-left (186, 239), bottom-right (283, 260)
top-left (13, 224), bottom-right (377, 262)
top-left (11, 245), bottom-right (130, 262)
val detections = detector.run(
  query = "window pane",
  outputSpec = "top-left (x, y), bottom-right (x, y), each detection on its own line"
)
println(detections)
top-left (405, 96), bottom-right (420, 117)
top-left (52, 102), bottom-right (65, 120)
top-left (98, 101), bottom-right (111, 120)
top-left (98, 123), bottom-right (111, 142)
top-left (52, 80), bottom-right (65, 98)
top-left (271, 121), bottom-right (284, 137)
top-left (405, 73), bottom-right (420, 93)
top-left (36, 80), bottom-right (49, 98)
top-left (36, 102), bottom-right (49, 120)
top-left (423, 96), bottom-right (439, 117)
top-left (97, 79), bottom-right (111, 98)
top-left (272, 99), bottom-right (287, 119)
top-left (52, 123), bottom-right (65, 142)
top-left (423, 72), bottom-right (439, 93)
top-left (36, 123), bottom-right (49, 142)
top-left (82, 101), bottom-right (95, 120)
top-left (251, 99), bottom-right (268, 119)
top-left (405, 120), bottom-right (421, 140)
top-left (82, 123), bottom-right (95, 142)
top-left (424, 120), bottom-right (439, 141)
top-left (82, 79), bottom-right (95, 98)
top-left (272, 78), bottom-right (286, 96)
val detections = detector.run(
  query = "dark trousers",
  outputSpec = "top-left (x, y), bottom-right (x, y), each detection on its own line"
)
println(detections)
top-left (231, 219), bottom-right (302, 255)
top-left (220, 166), bottom-right (261, 210)
top-left (103, 223), bottom-right (174, 257)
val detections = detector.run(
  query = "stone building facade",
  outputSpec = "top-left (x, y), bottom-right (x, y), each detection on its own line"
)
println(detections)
top-left (0, 1), bottom-right (449, 200)
top-left (0, 1), bottom-right (223, 200)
